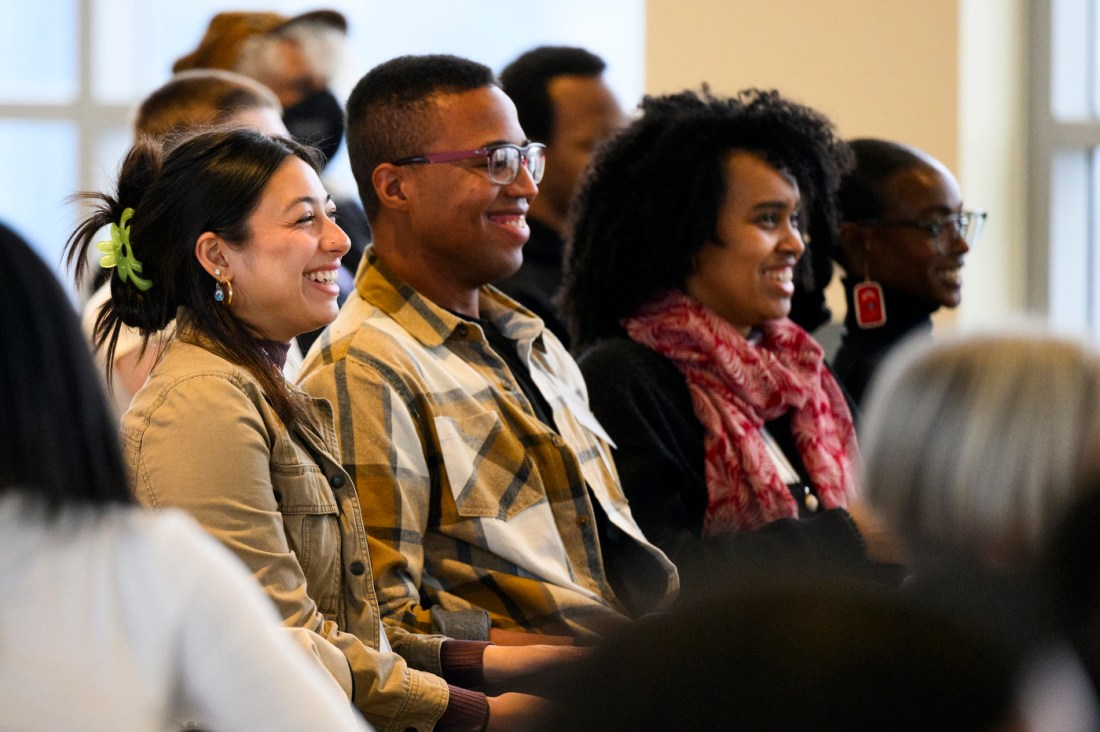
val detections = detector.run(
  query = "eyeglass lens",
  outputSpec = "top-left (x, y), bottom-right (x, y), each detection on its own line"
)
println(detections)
top-left (488, 146), bottom-right (545, 185)
top-left (935, 212), bottom-right (985, 246)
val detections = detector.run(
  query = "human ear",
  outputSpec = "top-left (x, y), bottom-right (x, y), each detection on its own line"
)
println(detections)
top-left (373, 163), bottom-right (411, 212)
top-left (194, 233), bottom-right (231, 279)
top-left (838, 221), bottom-right (871, 275)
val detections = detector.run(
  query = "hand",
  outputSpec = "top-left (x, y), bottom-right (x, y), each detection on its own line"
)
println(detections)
top-left (482, 644), bottom-right (589, 686)
top-left (489, 627), bottom-right (575, 646)
top-left (847, 499), bottom-right (907, 565)
top-left (485, 692), bottom-right (553, 732)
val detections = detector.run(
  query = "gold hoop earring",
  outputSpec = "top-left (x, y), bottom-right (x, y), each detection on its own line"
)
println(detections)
top-left (214, 268), bottom-right (233, 305)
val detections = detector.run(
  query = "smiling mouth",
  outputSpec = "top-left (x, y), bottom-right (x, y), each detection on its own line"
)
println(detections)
top-left (939, 266), bottom-right (962, 286)
top-left (766, 268), bottom-right (793, 285)
top-left (488, 213), bottom-right (527, 228)
top-left (305, 269), bottom-right (339, 284)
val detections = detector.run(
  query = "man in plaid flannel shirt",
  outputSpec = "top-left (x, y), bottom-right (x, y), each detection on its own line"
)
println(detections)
top-left (299, 54), bottom-right (678, 645)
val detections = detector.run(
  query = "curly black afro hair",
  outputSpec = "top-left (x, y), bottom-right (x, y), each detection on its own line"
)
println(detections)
top-left (561, 88), bottom-right (852, 348)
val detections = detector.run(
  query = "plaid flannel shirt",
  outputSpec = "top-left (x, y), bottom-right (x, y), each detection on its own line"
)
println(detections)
top-left (299, 250), bottom-right (678, 642)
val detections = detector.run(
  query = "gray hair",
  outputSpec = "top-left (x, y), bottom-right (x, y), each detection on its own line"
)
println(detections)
top-left (860, 325), bottom-right (1100, 567)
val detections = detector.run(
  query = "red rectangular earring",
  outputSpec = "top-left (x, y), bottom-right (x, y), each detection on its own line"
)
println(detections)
top-left (854, 275), bottom-right (886, 329)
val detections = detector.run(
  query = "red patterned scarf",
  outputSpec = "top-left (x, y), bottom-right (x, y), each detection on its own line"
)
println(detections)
top-left (623, 290), bottom-right (859, 535)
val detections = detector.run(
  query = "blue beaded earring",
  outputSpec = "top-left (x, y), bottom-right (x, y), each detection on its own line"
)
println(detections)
top-left (214, 268), bottom-right (225, 303)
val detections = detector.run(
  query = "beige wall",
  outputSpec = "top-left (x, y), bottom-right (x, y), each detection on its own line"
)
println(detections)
top-left (645, 0), bottom-right (1028, 330)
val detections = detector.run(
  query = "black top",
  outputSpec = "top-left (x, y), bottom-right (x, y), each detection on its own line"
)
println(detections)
top-left (579, 335), bottom-right (870, 597)
top-left (493, 218), bottom-right (571, 349)
top-left (832, 277), bottom-right (936, 408)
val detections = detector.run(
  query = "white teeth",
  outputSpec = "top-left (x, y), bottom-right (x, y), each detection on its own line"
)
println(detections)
top-left (493, 215), bottom-right (526, 228)
top-left (767, 269), bottom-right (793, 284)
top-left (306, 269), bottom-right (338, 284)
top-left (940, 268), bottom-right (962, 285)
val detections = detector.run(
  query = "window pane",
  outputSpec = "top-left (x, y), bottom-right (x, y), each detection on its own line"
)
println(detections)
top-left (0, 120), bottom-right (78, 280)
top-left (0, 0), bottom-right (77, 102)
top-left (1049, 148), bottom-right (1091, 331)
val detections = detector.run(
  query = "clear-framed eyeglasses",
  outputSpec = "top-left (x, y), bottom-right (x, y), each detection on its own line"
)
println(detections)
top-left (390, 142), bottom-right (546, 185)
top-left (861, 209), bottom-right (988, 252)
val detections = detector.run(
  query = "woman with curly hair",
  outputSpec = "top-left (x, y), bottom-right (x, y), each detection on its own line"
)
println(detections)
top-left (562, 89), bottom-right (887, 591)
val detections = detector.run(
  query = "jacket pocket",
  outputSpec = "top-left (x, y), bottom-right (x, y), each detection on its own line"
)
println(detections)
top-left (271, 464), bottom-right (342, 617)
top-left (434, 412), bottom-right (544, 520)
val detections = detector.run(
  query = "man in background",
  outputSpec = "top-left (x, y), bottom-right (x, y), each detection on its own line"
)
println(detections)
top-left (496, 46), bottom-right (626, 348)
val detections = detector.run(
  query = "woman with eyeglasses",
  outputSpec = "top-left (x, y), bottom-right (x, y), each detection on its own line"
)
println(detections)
top-left (562, 89), bottom-right (898, 597)
top-left (64, 126), bottom-right (572, 732)
top-left (831, 138), bottom-right (987, 407)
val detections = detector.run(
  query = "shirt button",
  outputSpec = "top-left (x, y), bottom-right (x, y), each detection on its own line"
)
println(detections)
top-left (350, 561), bottom-right (366, 576)
top-left (329, 473), bottom-right (345, 489)
top-left (576, 515), bottom-right (590, 527)
top-left (501, 380), bottom-right (515, 392)
top-left (551, 435), bottom-right (564, 447)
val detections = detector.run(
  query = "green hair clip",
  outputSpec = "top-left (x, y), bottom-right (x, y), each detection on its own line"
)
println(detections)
top-left (96, 207), bottom-right (152, 292)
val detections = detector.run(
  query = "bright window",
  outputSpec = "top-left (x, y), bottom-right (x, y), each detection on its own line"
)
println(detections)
top-left (0, 0), bottom-right (644, 296)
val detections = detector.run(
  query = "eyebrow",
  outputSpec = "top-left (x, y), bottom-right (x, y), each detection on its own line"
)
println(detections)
top-left (282, 194), bottom-right (334, 214)
top-left (750, 199), bottom-right (798, 211)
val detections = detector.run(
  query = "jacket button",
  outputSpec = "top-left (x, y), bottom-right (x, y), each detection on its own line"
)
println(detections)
top-left (551, 435), bottom-right (564, 447)
top-left (455, 323), bottom-right (468, 338)
top-left (329, 473), bottom-right (345, 489)
top-left (576, 515), bottom-right (590, 527)
top-left (350, 561), bottom-right (366, 576)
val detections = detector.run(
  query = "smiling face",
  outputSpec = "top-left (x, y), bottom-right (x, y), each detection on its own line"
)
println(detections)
top-left (865, 161), bottom-right (967, 308)
top-left (398, 85), bottom-right (539, 305)
top-left (684, 151), bottom-right (805, 335)
top-left (223, 156), bottom-right (350, 342)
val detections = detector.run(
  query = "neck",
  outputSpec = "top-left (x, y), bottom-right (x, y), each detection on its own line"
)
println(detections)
top-left (371, 235), bottom-right (480, 317)
top-left (841, 276), bottom-right (939, 338)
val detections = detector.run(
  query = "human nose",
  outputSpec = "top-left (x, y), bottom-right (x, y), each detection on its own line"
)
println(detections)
top-left (941, 223), bottom-right (969, 256)
top-left (325, 218), bottom-right (352, 256)
top-left (504, 161), bottom-right (539, 199)
top-left (782, 222), bottom-right (806, 259)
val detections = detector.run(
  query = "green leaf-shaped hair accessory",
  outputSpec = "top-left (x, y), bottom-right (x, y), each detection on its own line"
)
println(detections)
top-left (96, 207), bottom-right (152, 292)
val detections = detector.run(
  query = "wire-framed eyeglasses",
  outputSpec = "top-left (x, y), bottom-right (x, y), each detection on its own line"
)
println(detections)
top-left (390, 143), bottom-right (546, 185)
top-left (861, 209), bottom-right (988, 250)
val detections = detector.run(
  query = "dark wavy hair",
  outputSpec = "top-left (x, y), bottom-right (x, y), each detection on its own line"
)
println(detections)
top-left (561, 88), bottom-right (853, 349)
top-left (499, 46), bottom-right (606, 144)
top-left (64, 127), bottom-right (324, 427)
top-left (345, 54), bottom-right (497, 218)
top-left (0, 223), bottom-right (133, 517)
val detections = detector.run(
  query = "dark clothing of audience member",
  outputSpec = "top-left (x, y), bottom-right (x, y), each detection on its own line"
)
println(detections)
top-left (494, 218), bottom-right (569, 347)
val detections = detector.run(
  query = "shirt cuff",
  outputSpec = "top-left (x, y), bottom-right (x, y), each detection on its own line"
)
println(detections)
top-left (439, 639), bottom-right (491, 688)
top-left (431, 607), bottom-right (492, 640)
top-left (436, 685), bottom-right (489, 732)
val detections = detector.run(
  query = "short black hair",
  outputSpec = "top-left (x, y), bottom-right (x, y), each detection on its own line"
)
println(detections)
top-left (833, 138), bottom-right (930, 270)
top-left (345, 54), bottom-right (497, 218)
top-left (1, 223), bottom-right (134, 516)
top-left (499, 46), bottom-right (606, 144)
top-left (562, 88), bottom-right (852, 349)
